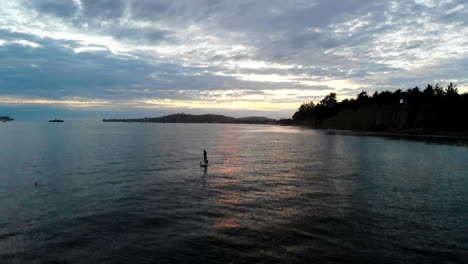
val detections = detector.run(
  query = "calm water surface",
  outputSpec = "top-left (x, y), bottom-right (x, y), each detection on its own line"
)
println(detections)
top-left (0, 122), bottom-right (467, 263)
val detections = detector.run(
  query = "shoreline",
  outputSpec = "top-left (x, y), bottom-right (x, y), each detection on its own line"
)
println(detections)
top-left (285, 122), bottom-right (468, 145)
top-left (323, 129), bottom-right (468, 140)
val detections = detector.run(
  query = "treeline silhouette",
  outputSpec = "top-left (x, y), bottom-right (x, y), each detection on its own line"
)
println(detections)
top-left (292, 83), bottom-right (468, 131)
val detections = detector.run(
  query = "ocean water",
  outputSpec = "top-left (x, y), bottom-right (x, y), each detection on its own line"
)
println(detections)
top-left (0, 122), bottom-right (467, 264)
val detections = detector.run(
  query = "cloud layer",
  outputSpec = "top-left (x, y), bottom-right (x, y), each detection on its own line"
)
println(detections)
top-left (0, 0), bottom-right (467, 119)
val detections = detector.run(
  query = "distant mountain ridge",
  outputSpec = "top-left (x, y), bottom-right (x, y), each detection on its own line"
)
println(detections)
top-left (103, 113), bottom-right (276, 124)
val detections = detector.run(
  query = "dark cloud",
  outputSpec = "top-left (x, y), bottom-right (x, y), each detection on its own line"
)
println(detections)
top-left (0, 28), bottom-right (43, 42)
top-left (0, 32), bottom-right (165, 99)
top-left (80, 0), bottom-right (126, 20)
top-left (0, 29), bottom-right (317, 102)
top-left (110, 26), bottom-right (170, 43)
top-left (28, 0), bottom-right (78, 18)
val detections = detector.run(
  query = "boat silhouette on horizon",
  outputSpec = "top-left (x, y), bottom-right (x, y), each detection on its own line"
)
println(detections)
top-left (0, 116), bottom-right (14, 122)
top-left (49, 119), bottom-right (64, 122)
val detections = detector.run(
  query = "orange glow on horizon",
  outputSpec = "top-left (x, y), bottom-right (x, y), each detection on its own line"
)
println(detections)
top-left (0, 96), bottom-right (302, 111)
top-left (142, 99), bottom-right (301, 111)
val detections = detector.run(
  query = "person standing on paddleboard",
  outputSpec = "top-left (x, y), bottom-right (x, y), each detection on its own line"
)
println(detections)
top-left (203, 150), bottom-right (208, 165)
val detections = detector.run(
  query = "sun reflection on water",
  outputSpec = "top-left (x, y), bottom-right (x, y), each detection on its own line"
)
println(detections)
top-left (215, 218), bottom-right (240, 228)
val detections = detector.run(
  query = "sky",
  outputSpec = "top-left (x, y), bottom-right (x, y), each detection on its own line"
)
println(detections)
top-left (0, 0), bottom-right (467, 120)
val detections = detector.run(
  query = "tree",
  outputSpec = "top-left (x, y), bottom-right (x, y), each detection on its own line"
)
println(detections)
top-left (434, 83), bottom-right (444, 97)
top-left (445, 82), bottom-right (458, 99)
top-left (292, 101), bottom-right (315, 120)
top-left (423, 84), bottom-right (434, 96)
top-left (357, 90), bottom-right (368, 100)
top-left (319, 93), bottom-right (337, 108)
top-left (372, 91), bottom-right (379, 99)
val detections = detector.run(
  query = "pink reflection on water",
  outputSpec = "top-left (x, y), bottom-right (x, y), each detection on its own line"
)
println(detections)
top-left (216, 192), bottom-right (241, 208)
top-left (211, 125), bottom-right (244, 228)
top-left (215, 217), bottom-right (240, 228)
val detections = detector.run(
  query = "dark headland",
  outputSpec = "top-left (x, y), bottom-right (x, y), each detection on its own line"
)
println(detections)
top-left (103, 113), bottom-right (276, 124)
top-left (280, 83), bottom-right (468, 139)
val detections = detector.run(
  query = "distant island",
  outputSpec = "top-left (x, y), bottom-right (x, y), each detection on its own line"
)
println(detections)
top-left (103, 113), bottom-right (276, 124)
top-left (282, 83), bottom-right (468, 137)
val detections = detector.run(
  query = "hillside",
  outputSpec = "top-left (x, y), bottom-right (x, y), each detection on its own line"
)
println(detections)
top-left (103, 113), bottom-right (276, 124)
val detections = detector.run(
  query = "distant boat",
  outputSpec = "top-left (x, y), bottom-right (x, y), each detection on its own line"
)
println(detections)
top-left (49, 119), bottom-right (64, 122)
top-left (0, 116), bottom-right (14, 122)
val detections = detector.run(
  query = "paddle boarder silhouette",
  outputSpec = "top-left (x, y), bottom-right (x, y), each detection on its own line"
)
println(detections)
top-left (201, 150), bottom-right (208, 166)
